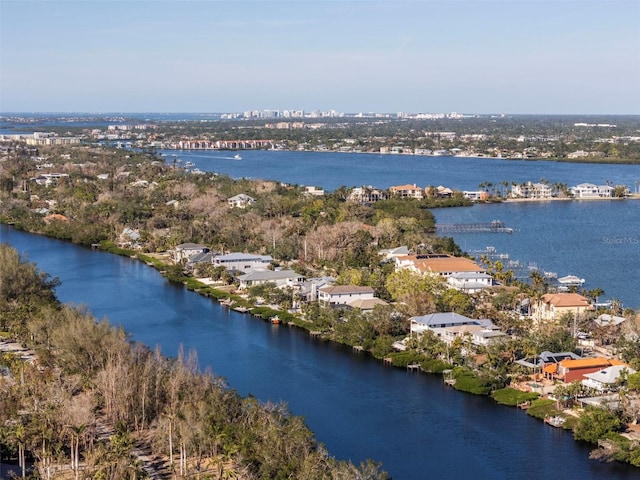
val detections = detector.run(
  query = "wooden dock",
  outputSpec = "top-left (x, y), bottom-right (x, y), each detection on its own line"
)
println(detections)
top-left (407, 363), bottom-right (420, 372)
top-left (437, 220), bottom-right (513, 233)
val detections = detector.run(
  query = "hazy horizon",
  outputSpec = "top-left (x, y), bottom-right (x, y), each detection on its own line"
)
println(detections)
top-left (2, 1), bottom-right (639, 115)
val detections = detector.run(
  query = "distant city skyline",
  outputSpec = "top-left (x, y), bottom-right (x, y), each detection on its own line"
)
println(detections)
top-left (1, 0), bottom-right (639, 115)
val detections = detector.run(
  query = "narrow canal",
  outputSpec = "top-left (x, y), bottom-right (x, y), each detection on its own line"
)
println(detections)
top-left (2, 225), bottom-right (636, 480)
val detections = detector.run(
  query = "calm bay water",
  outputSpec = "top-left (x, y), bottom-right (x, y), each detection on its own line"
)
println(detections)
top-left (164, 149), bottom-right (640, 193)
top-left (2, 225), bottom-right (636, 480)
top-left (167, 149), bottom-right (640, 309)
top-left (2, 150), bottom-right (639, 478)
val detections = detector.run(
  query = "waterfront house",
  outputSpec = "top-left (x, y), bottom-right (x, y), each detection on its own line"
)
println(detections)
top-left (462, 190), bottom-right (488, 201)
top-left (515, 351), bottom-right (582, 372)
top-left (532, 293), bottom-right (593, 322)
top-left (410, 312), bottom-right (499, 337)
top-left (228, 193), bottom-right (255, 209)
top-left (544, 357), bottom-right (626, 383)
top-left (582, 365), bottom-right (636, 392)
top-left (437, 324), bottom-right (507, 347)
top-left (213, 252), bottom-right (272, 273)
top-left (511, 182), bottom-right (552, 199)
top-left (389, 184), bottom-right (424, 199)
top-left (118, 227), bottom-right (141, 248)
top-left (348, 185), bottom-right (386, 203)
top-left (174, 243), bottom-right (210, 263)
top-left (395, 254), bottom-right (487, 279)
top-left (186, 251), bottom-right (214, 270)
top-left (318, 285), bottom-right (375, 308)
top-left (345, 297), bottom-right (389, 313)
top-left (447, 272), bottom-right (493, 293)
top-left (435, 185), bottom-right (454, 197)
top-left (237, 269), bottom-right (305, 290)
top-left (299, 276), bottom-right (336, 303)
top-left (570, 183), bottom-right (614, 198)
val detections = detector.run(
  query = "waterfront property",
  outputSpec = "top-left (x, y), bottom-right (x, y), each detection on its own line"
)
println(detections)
top-left (298, 276), bottom-right (336, 303)
top-left (409, 312), bottom-right (503, 344)
top-left (389, 183), bottom-right (424, 199)
top-left (532, 293), bottom-right (593, 322)
top-left (543, 357), bottom-right (629, 383)
top-left (395, 254), bottom-right (486, 279)
top-left (173, 242), bottom-right (210, 263)
top-left (437, 323), bottom-right (507, 347)
top-left (237, 269), bottom-right (305, 290)
top-left (511, 181), bottom-right (552, 199)
top-left (317, 284), bottom-right (376, 308)
top-left (213, 252), bottom-right (272, 272)
top-left (570, 183), bottom-right (615, 198)
top-left (582, 365), bottom-right (637, 392)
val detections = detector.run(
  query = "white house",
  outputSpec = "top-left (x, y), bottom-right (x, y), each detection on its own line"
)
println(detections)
top-left (174, 243), bottom-right (210, 263)
top-left (447, 272), bottom-right (493, 293)
top-left (410, 312), bottom-right (506, 348)
top-left (237, 269), bottom-right (304, 290)
top-left (570, 183), bottom-right (614, 198)
top-left (213, 252), bottom-right (272, 272)
top-left (299, 277), bottom-right (336, 303)
top-left (582, 365), bottom-right (636, 392)
top-left (228, 193), bottom-right (255, 208)
top-left (511, 182), bottom-right (552, 199)
top-left (438, 324), bottom-right (507, 347)
top-left (318, 285), bottom-right (375, 308)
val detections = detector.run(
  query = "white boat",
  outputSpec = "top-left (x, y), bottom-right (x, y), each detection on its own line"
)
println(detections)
top-left (558, 275), bottom-right (585, 286)
top-left (234, 153), bottom-right (242, 160)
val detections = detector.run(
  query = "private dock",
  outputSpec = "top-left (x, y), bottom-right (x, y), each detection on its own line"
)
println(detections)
top-left (437, 220), bottom-right (513, 233)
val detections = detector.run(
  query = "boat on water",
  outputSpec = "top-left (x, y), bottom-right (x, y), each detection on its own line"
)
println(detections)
top-left (557, 275), bottom-right (585, 288)
top-left (545, 416), bottom-right (566, 428)
top-left (234, 153), bottom-right (242, 160)
top-left (270, 315), bottom-right (281, 325)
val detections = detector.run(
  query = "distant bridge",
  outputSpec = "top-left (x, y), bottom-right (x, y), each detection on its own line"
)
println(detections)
top-left (436, 220), bottom-right (514, 233)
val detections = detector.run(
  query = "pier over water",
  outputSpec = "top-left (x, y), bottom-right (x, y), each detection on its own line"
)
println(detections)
top-left (436, 219), bottom-right (514, 233)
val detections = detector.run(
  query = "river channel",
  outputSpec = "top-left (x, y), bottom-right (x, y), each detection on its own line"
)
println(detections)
top-left (2, 225), bottom-right (636, 480)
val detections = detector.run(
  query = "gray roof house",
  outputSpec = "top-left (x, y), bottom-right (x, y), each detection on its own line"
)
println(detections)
top-left (237, 269), bottom-right (305, 290)
top-left (186, 251), bottom-right (215, 269)
top-left (515, 351), bottom-right (582, 370)
top-left (582, 365), bottom-right (636, 392)
top-left (213, 252), bottom-right (272, 273)
top-left (299, 276), bottom-right (336, 303)
top-left (174, 243), bottom-right (210, 263)
top-left (318, 285), bottom-right (375, 308)
top-left (410, 312), bottom-right (504, 346)
top-left (228, 193), bottom-right (255, 209)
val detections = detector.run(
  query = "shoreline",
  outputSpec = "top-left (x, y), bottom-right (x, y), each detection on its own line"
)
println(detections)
top-left (504, 195), bottom-right (640, 203)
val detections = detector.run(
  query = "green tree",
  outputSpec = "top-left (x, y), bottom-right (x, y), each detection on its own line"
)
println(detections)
top-left (573, 407), bottom-right (622, 444)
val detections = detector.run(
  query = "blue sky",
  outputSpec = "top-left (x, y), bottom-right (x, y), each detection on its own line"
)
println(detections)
top-left (1, 0), bottom-right (639, 114)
